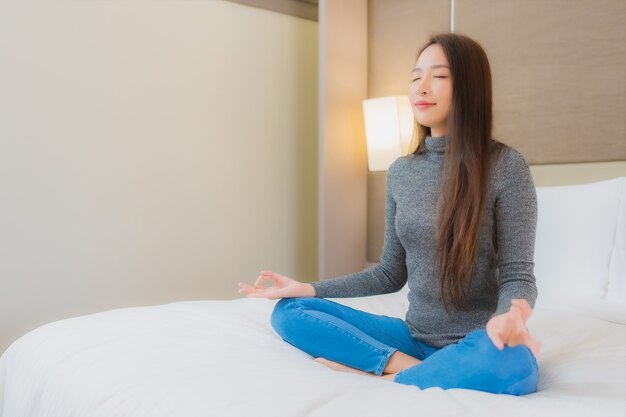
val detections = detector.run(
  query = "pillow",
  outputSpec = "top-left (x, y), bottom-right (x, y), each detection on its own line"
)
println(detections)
top-left (607, 177), bottom-right (626, 305)
top-left (533, 177), bottom-right (626, 309)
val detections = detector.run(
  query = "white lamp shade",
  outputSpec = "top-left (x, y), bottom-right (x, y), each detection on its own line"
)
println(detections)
top-left (362, 96), bottom-right (414, 171)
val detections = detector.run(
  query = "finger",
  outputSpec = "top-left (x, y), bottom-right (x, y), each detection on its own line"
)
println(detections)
top-left (508, 333), bottom-right (539, 357)
top-left (505, 318), bottom-right (534, 349)
top-left (247, 289), bottom-right (281, 300)
top-left (238, 282), bottom-right (262, 291)
top-left (256, 271), bottom-right (283, 283)
top-left (238, 283), bottom-right (264, 294)
top-left (523, 335), bottom-right (541, 359)
top-left (253, 274), bottom-right (279, 289)
top-left (486, 327), bottom-right (504, 350)
top-left (238, 288), bottom-right (261, 296)
top-left (261, 270), bottom-right (285, 282)
top-left (239, 283), bottom-right (276, 298)
top-left (504, 314), bottom-right (529, 348)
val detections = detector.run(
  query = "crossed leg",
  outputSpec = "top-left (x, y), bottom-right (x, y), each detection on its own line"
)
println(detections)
top-left (271, 297), bottom-right (434, 377)
top-left (271, 297), bottom-right (539, 395)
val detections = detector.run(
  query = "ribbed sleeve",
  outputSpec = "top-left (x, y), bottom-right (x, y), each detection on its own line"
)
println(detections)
top-left (311, 160), bottom-right (408, 298)
top-left (492, 149), bottom-right (538, 316)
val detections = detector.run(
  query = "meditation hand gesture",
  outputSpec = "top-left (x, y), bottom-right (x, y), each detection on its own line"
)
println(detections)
top-left (238, 270), bottom-right (316, 299)
top-left (486, 299), bottom-right (541, 359)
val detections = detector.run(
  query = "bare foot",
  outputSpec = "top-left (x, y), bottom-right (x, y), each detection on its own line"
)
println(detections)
top-left (314, 358), bottom-right (396, 381)
top-left (314, 358), bottom-right (371, 376)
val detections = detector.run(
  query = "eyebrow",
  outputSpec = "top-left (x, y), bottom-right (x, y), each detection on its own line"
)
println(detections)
top-left (412, 65), bottom-right (450, 73)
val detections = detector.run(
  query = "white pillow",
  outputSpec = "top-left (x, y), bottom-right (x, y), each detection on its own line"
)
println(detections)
top-left (607, 177), bottom-right (626, 305)
top-left (533, 177), bottom-right (625, 308)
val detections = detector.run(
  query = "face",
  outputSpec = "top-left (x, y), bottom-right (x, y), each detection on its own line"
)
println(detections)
top-left (408, 44), bottom-right (452, 137)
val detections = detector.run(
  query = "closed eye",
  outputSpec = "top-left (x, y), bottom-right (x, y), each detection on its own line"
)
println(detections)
top-left (412, 76), bottom-right (448, 81)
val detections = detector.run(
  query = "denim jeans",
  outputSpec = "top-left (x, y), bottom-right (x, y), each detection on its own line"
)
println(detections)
top-left (270, 297), bottom-right (538, 396)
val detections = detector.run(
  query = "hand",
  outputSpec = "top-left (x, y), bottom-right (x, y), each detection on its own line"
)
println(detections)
top-left (238, 270), bottom-right (316, 299)
top-left (486, 299), bottom-right (541, 359)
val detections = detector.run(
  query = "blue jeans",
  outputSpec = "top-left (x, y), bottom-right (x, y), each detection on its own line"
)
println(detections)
top-left (270, 297), bottom-right (538, 396)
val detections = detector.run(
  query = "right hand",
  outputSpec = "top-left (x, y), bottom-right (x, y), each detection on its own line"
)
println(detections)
top-left (238, 270), bottom-right (316, 299)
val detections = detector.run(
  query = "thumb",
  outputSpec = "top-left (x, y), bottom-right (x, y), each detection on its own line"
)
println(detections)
top-left (263, 270), bottom-right (284, 284)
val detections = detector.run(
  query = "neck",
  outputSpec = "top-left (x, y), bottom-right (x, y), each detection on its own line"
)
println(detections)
top-left (430, 128), bottom-right (446, 137)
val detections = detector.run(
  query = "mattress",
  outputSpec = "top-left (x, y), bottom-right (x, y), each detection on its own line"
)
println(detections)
top-left (1, 290), bottom-right (625, 417)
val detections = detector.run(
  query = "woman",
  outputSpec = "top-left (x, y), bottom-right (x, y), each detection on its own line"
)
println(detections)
top-left (238, 33), bottom-right (540, 396)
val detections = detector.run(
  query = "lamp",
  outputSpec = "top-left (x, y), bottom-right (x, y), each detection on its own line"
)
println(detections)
top-left (362, 96), bottom-right (414, 171)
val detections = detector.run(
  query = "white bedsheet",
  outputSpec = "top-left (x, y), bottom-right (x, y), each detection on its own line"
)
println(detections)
top-left (1, 292), bottom-right (625, 417)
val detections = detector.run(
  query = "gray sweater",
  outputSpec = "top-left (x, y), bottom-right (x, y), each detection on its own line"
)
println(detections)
top-left (311, 135), bottom-right (538, 348)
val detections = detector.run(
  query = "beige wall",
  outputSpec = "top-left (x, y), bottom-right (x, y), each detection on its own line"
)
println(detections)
top-left (0, 0), bottom-right (318, 353)
top-left (318, 0), bottom-right (368, 279)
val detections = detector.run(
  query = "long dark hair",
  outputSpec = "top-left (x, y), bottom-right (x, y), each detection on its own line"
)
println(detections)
top-left (411, 33), bottom-right (502, 311)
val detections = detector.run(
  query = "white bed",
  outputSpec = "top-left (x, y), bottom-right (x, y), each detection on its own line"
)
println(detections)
top-left (1, 177), bottom-right (625, 417)
top-left (0, 291), bottom-right (625, 417)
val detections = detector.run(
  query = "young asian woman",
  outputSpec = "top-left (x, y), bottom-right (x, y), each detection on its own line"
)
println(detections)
top-left (238, 32), bottom-right (540, 396)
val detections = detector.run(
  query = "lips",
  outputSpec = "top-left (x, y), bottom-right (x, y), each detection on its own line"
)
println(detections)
top-left (415, 100), bottom-right (436, 110)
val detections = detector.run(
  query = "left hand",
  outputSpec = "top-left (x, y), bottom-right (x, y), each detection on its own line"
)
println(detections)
top-left (486, 299), bottom-right (541, 359)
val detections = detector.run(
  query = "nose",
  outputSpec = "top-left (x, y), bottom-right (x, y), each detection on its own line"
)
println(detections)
top-left (416, 78), bottom-right (430, 96)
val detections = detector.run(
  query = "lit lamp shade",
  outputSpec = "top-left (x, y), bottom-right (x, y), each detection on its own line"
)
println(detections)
top-left (362, 96), bottom-right (414, 171)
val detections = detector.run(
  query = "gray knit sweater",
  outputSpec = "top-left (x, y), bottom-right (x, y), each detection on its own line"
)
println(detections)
top-left (311, 135), bottom-right (538, 348)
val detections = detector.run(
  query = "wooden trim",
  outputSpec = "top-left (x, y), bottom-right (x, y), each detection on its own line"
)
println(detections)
top-left (225, 0), bottom-right (318, 21)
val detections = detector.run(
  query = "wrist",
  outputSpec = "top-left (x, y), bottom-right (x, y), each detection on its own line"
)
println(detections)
top-left (303, 283), bottom-right (316, 297)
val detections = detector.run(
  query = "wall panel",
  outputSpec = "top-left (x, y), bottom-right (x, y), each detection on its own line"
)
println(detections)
top-left (368, 0), bottom-right (450, 97)
top-left (456, 0), bottom-right (626, 163)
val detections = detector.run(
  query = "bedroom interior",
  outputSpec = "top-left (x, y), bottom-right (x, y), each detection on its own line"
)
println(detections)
top-left (0, 0), bottom-right (625, 415)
